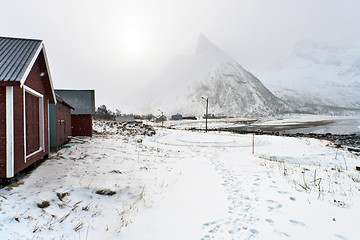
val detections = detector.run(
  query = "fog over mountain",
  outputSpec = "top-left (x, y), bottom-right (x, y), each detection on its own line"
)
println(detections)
top-left (134, 36), bottom-right (360, 117)
top-left (138, 34), bottom-right (290, 117)
top-left (259, 40), bottom-right (360, 111)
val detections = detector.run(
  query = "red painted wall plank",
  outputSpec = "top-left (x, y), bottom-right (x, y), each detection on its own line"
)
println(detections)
top-left (56, 102), bottom-right (72, 146)
top-left (71, 114), bottom-right (93, 137)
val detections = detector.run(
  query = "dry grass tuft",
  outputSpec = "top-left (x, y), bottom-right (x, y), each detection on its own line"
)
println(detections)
top-left (82, 204), bottom-right (91, 211)
top-left (59, 213), bottom-right (70, 223)
top-left (351, 176), bottom-right (360, 183)
top-left (96, 189), bottom-right (117, 196)
top-left (333, 199), bottom-right (346, 207)
top-left (33, 222), bottom-right (40, 233)
top-left (5, 181), bottom-right (24, 191)
top-left (73, 221), bottom-right (84, 231)
top-left (37, 200), bottom-right (50, 209)
top-left (56, 192), bottom-right (70, 202)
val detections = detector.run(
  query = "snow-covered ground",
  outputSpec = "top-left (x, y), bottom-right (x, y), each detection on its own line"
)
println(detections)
top-left (162, 115), bottom-right (360, 134)
top-left (162, 118), bottom-right (252, 130)
top-left (1, 120), bottom-right (360, 239)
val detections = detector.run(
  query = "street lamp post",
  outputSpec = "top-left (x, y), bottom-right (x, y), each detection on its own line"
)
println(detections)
top-left (202, 97), bottom-right (208, 132)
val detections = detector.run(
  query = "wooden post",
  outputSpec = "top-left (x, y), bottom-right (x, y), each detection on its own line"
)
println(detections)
top-left (284, 126), bottom-right (286, 137)
top-left (205, 98), bottom-right (208, 133)
top-left (161, 112), bottom-right (164, 128)
top-left (252, 133), bottom-right (255, 154)
top-left (201, 97), bottom-right (208, 132)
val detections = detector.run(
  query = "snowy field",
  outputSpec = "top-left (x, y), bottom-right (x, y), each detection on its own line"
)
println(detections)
top-left (1, 120), bottom-right (360, 239)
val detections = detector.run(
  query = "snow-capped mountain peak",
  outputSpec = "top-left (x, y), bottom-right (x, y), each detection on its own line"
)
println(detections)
top-left (196, 34), bottom-right (229, 60)
top-left (138, 34), bottom-right (288, 117)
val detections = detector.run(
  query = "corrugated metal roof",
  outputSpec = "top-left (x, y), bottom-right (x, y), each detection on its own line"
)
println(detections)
top-left (55, 90), bottom-right (96, 115)
top-left (0, 36), bottom-right (42, 82)
top-left (55, 94), bottom-right (75, 110)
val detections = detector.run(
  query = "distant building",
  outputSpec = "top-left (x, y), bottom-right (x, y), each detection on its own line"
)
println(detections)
top-left (171, 114), bottom-right (183, 120)
top-left (0, 36), bottom-right (56, 178)
top-left (183, 116), bottom-right (197, 120)
top-left (207, 115), bottom-right (227, 119)
top-left (55, 90), bottom-right (95, 137)
top-left (116, 115), bottom-right (135, 122)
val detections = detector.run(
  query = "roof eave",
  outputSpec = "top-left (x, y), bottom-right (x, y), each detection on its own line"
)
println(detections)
top-left (19, 42), bottom-right (57, 104)
top-left (41, 44), bottom-right (57, 104)
top-left (0, 81), bottom-right (20, 87)
top-left (55, 94), bottom-right (75, 110)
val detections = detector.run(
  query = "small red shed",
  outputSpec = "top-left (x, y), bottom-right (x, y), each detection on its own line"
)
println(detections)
top-left (49, 94), bottom-right (74, 151)
top-left (0, 36), bottom-right (56, 178)
top-left (55, 90), bottom-right (95, 137)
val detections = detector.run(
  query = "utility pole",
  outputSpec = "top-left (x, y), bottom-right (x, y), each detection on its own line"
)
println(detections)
top-left (202, 97), bottom-right (208, 132)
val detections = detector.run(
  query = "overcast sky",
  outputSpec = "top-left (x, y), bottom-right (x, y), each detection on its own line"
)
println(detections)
top-left (1, 0), bottom-right (359, 111)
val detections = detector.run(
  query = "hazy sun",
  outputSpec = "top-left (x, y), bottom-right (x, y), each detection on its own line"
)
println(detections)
top-left (121, 28), bottom-right (146, 56)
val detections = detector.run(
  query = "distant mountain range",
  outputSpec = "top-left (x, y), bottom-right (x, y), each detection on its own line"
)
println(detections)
top-left (259, 40), bottom-right (360, 113)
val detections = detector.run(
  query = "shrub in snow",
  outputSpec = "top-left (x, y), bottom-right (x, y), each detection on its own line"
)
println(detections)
top-left (37, 200), bottom-right (50, 208)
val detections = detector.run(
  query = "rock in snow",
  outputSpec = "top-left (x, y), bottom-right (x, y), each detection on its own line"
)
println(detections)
top-left (139, 34), bottom-right (290, 117)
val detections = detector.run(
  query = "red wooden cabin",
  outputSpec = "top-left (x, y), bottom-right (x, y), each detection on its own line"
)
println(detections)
top-left (49, 94), bottom-right (74, 151)
top-left (0, 36), bottom-right (56, 178)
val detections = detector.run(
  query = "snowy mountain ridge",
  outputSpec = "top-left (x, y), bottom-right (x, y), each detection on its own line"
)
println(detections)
top-left (139, 34), bottom-right (289, 117)
top-left (259, 40), bottom-right (360, 110)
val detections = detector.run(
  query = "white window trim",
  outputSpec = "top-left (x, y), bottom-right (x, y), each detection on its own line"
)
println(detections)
top-left (48, 99), bottom-right (50, 153)
top-left (26, 148), bottom-right (43, 159)
top-left (24, 85), bottom-right (45, 161)
top-left (6, 86), bottom-right (14, 178)
top-left (23, 87), bottom-right (26, 163)
top-left (41, 45), bottom-right (57, 105)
